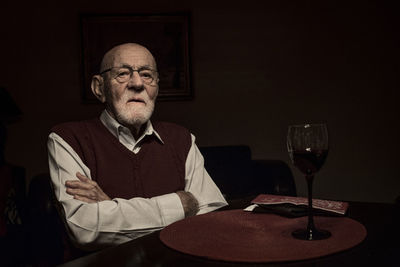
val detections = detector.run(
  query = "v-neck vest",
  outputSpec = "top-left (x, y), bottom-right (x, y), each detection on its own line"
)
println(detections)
top-left (51, 118), bottom-right (191, 199)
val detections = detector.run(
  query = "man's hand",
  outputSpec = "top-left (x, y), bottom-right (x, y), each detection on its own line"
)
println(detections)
top-left (65, 172), bottom-right (111, 203)
top-left (176, 191), bottom-right (199, 218)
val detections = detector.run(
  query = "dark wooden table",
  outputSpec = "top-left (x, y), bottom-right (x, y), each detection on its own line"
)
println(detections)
top-left (59, 198), bottom-right (400, 267)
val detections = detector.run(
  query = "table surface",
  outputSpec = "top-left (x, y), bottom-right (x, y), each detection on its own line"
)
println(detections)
top-left (59, 197), bottom-right (400, 267)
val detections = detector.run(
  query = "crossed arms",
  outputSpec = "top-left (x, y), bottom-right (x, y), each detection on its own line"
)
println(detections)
top-left (66, 172), bottom-right (200, 217)
top-left (48, 132), bottom-right (227, 250)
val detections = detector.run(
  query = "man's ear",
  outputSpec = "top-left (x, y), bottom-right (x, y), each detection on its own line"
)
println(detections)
top-left (91, 75), bottom-right (106, 103)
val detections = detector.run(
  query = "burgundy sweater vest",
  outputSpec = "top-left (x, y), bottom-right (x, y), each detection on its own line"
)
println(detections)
top-left (51, 118), bottom-right (192, 199)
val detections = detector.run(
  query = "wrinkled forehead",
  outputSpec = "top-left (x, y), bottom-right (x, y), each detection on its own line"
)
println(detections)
top-left (102, 44), bottom-right (157, 70)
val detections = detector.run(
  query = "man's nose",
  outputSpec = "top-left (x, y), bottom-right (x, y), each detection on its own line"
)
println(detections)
top-left (127, 71), bottom-right (144, 91)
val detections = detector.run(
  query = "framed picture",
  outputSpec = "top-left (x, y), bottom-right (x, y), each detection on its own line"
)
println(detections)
top-left (80, 13), bottom-right (192, 103)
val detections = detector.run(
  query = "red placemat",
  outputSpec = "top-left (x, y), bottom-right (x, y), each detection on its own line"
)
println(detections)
top-left (160, 209), bottom-right (367, 263)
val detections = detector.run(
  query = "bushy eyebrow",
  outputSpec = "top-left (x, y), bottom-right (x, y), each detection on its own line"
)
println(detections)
top-left (119, 63), bottom-right (154, 70)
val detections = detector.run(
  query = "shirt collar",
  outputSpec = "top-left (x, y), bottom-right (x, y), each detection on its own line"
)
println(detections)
top-left (99, 110), bottom-right (164, 144)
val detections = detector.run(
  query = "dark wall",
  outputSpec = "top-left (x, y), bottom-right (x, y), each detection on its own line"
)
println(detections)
top-left (1, 0), bottom-right (399, 202)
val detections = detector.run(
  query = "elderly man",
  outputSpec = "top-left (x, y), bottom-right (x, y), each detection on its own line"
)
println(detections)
top-left (48, 43), bottom-right (227, 251)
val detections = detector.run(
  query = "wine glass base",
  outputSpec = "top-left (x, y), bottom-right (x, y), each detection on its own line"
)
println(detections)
top-left (292, 228), bottom-right (331, 241)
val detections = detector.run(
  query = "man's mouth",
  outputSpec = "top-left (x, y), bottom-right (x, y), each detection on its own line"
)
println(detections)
top-left (128, 98), bottom-right (145, 104)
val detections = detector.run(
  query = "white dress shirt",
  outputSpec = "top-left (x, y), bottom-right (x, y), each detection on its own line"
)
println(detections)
top-left (47, 110), bottom-right (227, 250)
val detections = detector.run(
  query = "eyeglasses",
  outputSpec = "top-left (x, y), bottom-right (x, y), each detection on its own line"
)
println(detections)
top-left (100, 66), bottom-right (158, 85)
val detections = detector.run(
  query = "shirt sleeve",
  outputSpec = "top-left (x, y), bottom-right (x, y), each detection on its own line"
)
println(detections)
top-left (184, 134), bottom-right (228, 214)
top-left (47, 132), bottom-right (185, 251)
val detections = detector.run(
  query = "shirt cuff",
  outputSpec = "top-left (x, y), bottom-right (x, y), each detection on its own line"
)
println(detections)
top-left (154, 193), bottom-right (185, 226)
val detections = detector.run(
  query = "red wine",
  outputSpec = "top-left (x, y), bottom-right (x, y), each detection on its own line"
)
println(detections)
top-left (292, 150), bottom-right (328, 175)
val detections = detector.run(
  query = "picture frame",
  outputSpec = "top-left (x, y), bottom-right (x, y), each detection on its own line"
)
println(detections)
top-left (80, 13), bottom-right (192, 103)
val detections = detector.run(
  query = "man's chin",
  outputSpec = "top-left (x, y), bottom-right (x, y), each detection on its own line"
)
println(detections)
top-left (117, 111), bottom-right (152, 127)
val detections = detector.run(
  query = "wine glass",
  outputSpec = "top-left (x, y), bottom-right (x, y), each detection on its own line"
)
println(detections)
top-left (287, 123), bottom-right (331, 240)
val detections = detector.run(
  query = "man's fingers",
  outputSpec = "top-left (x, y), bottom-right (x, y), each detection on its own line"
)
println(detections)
top-left (66, 188), bottom-right (97, 199)
top-left (176, 191), bottom-right (199, 217)
top-left (76, 172), bottom-right (99, 187)
top-left (65, 180), bottom-right (81, 188)
top-left (66, 180), bottom-right (96, 190)
top-left (65, 173), bottom-right (111, 202)
top-left (76, 172), bottom-right (90, 182)
top-left (73, 195), bottom-right (96, 203)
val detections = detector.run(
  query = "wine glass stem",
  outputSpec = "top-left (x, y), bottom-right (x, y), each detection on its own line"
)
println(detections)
top-left (306, 175), bottom-right (316, 237)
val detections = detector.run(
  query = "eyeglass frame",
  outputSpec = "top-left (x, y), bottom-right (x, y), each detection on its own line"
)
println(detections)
top-left (99, 65), bottom-right (159, 85)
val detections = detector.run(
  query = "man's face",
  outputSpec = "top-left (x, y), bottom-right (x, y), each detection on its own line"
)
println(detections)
top-left (102, 45), bottom-right (159, 128)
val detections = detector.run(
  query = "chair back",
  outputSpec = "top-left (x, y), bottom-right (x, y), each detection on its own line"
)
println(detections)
top-left (199, 145), bottom-right (296, 199)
